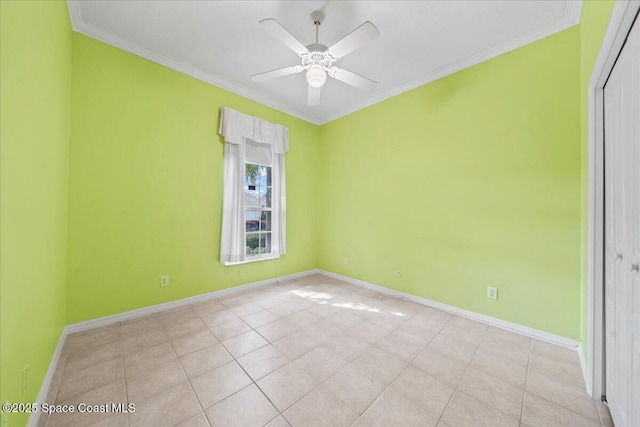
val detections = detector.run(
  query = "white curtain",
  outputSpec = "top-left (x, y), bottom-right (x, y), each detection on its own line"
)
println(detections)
top-left (218, 107), bottom-right (288, 264)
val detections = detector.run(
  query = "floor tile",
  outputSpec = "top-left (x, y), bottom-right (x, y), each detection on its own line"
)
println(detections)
top-left (122, 323), bottom-right (170, 355)
top-left (228, 302), bottom-right (264, 318)
top-left (392, 364), bottom-right (455, 416)
top-left (191, 299), bottom-right (226, 317)
top-left (375, 331), bottom-right (424, 363)
top-left (361, 388), bottom-right (439, 427)
top-left (351, 346), bottom-right (406, 385)
top-left (237, 344), bottom-right (290, 381)
top-left (272, 330), bottom-right (321, 359)
top-left (179, 342), bottom-right (233, 379)
top-left (222, 330), bottom-right (268, 358)
top-left (56, 358), bottom-right (123, 403)
top-left (324, 364), bottom-right (384, 415)
top-left (265, 415), bottom-right (291, 427)
top-left (528, 351), bottom-right (585, 389)
top-left (256, 319), bottom-right (300, 342)
top-left (301, 320), bottom-right (342, 342)
top-left (120, 316), bottom-right (162, 338)
top-left (521, 392), bottom-right (600, 427)
top-left (531, 339), bottom-right (579, 364)
top-left (483, 326), bottom-right (531, 350)
top-left (50, 379), bottom-right (127, 426)
top-left (205, 384), bottom-right (278, 427)
top-left (347, 321), bottom-right (392, 345)
top-left (200, 309), bottom-right (239, 328)
top-left (323, 332), bottom-right (371, 362)
top-left (478, 332), bottom-right (530, 367)
top-left (393, 321), bottom-right (441, 346)
top-left (67, 324), bottom-right (121, 351)
top-left (209, 319), bottom-right (251, 342)
top-left (64, 340), bottom-right (122, 374)
top-left (282, 310), bottom-right (321, 328)
top-left (323, 311), bottom-right (364, 330)
top-left (129, 382), bottom-right (201, 427)
top-left (441, 390), bottom-right (519, 427)
top-left (124, 342), bottom-right (177, 375)
top-left (458, 367), bottom-right (523, 420)
top-left (426, 334), bottom-right (478, 364)
top-left (294, 346), bottom-right (348, 383)
top-left (159, 306), bottom-right (198, 326)
top-left (470, 347), bottom-right (527, 389)
top-left (126, 358), bottom-right (187, 403)
top-left (596, 399), bottom-right (614, 427)
top-left (283, 385), bottom-right (357, 427)
top-left (257, 362), bottom-right (318, 411)
top-left (176, 412), bottom-right (210, 427)
top-left (440, 324), bottom-right (486, 346)
top-left (242, 309), bottom-right (279, 329)
top-left (172, 329), bottom-right (218, 357)
top-left (164, 318), bottom-right (209, 340)
top-left (191, 361), bottom-right (252, 409)
top-left (526, 369), bottom-right (599, 420)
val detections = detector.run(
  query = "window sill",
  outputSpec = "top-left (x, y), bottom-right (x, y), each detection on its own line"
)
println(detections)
top-left (224, 254), bottom-right (280, 266)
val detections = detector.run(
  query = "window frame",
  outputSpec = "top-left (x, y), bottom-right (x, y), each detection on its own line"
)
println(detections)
top-left (244, 162), bottom-right (274, 260)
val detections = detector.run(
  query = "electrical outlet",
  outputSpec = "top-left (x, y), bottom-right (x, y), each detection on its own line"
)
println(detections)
top-left (343, 257), bottom-right (348, 265)
top-left (160, 275), bottom-right (169, 287)
top-left (396, 270), bottom-right (402, 277)
top-left (487, 287), bottom-right (498, 300)
top-left (22, 365), bottom-right (28, 394)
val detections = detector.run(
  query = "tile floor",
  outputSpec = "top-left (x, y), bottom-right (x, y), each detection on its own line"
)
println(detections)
top-left (39, 274), bottom-right (614, 427)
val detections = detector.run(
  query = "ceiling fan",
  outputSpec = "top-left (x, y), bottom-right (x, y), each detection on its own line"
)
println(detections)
top-left (251, 10), bottom-right (380, 106)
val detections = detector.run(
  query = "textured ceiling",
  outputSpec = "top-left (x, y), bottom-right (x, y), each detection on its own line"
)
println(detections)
top-left (68, 1), bottom-right (581, 125)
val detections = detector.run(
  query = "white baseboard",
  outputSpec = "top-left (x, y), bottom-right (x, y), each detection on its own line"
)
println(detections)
top-left (318, 269), bottom-right (580, 349)
top-left (26, 333), bottom-right (68, 427)
top-left (578, 343), bottom-right (589, 394)
top-left (64, 268), bottom-right (321, 335)
top-left (28, 268), bottom-right (320, 426)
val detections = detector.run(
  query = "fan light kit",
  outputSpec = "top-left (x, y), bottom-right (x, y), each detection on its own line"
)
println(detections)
top-left (251, 10), bottom-right (379, 106)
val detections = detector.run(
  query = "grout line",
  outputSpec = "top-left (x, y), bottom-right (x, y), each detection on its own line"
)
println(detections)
top-left (433, 317), bottom-right (488, 425)
top-left (519, 336), bottom-right (534, 423)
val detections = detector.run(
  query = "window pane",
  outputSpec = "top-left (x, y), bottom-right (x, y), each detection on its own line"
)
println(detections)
top-left (245, 210), bottom-right (260, 232)
top-left (263, 187), bottom-right (272, 208)
top-left (246, 233), bottom-right (260, 255)
top-left (260, 211), bottom-right (271, 231)
top-left (245, 164), bottom-right (261, 185)
top-left (265, 167), bottom-right (272, 186)
top-left (245, 184), bottom-right (260, 209)
top-left (260, 233), bottom-right (271, 254)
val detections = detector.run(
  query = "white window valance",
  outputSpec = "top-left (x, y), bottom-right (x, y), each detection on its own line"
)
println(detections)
top-left (219, 107), bottom-right (288, 155)
top-left (218, 107), bottom-right (288, 265)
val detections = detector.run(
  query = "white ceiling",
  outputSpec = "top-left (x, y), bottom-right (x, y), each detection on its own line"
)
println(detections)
top-left (67, 1), bottom-right (582, 125)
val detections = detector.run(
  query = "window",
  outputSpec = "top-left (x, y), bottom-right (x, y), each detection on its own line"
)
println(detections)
top-left (218, 107), bottom-right (288, 265)
top-left (245, 163), bottom-right (272, 257)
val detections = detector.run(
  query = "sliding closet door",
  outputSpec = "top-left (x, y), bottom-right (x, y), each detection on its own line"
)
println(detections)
top-left (603, 15), bottom-right (640, 427)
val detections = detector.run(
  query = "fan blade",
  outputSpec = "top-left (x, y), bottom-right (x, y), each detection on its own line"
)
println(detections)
top-left (259, 18), bottom-right (308, 55)
top-left (330, 67), bottom-right (377, 90)
top-left (308, 85), bottom-right (321, 106)
top-left (327, 21), bottom-right (379, 59)
top-left (251, 66), bottom-right (302, 83)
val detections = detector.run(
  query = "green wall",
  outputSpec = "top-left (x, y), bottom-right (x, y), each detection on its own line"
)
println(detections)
top-left (0, 1), bottom-right (72, 426)
top-left (66, 34), bottom-right (321, 323)
top-left (0, 2), bottom-right (618, 421)
top-left (578, 0), bottom-right (615, 358)
top-left (318, 27), bottom-right (582, 339)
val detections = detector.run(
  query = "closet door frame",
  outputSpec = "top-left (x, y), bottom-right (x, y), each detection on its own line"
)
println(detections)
top-left (587, 0), bottom-right (640, 400)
